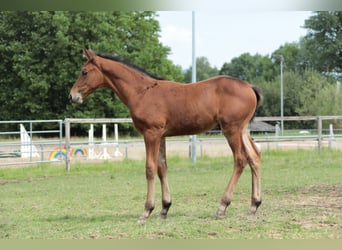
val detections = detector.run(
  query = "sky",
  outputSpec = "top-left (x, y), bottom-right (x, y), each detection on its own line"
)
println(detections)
top-left (157, 11), bottom-right (312, 69)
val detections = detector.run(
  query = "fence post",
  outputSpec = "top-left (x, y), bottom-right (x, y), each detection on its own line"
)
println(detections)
top-left (328, 124), bottom-right (335, 149)
top-left (114, 124), bottom-right (122, 157)
top-left (88, 124), bottom-right (95, 159)
top-left (65, 119), bottom-right (71, 171)
top-left (124, 140), bottom-right (128, 159)
top-left (275, 123), bottom-right (280, 149)
top-left (200, 139), bottom-right (203, 157)
top-left (29, 121), bottom-right (33, 162)
top-left (317, 116), bottom-right (322, 154)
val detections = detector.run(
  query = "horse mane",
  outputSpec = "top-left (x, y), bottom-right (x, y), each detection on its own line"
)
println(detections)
top-left (93, 51), bottom-right (165, 80)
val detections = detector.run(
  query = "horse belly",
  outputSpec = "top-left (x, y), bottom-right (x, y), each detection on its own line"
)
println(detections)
top-left (164, 108), bottom-right (217, 136)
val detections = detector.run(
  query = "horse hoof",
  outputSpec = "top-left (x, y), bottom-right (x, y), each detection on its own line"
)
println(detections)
top-left (138, 216), bottom-right (147, 225)
top-left (216, 211), bottom-right (226, 220)
top-left (216, 215), bottom-right (225, 220)
top-left (215, 206), bottom-right (227, 220)
top-left (160, 213), bottom-right (167, 220)
top-left (248, 209), bottom-right (257, 215)
top-left (138, 219), bottom-right (146, 225)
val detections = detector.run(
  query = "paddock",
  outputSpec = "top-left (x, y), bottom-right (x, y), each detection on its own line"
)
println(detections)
top-left (0, 150), bottom-right (341, 239)
top-left (1, 117), bottom-right (342, 238)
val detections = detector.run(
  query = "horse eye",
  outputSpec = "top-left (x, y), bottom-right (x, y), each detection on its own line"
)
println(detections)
top-left (82, 70), bottom-right (88, 76)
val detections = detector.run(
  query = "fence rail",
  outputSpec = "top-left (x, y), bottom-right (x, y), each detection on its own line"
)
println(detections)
top-left (1, 116), bottom-right (342, 169)
top-left (253, 115), bottom-right (342, 153)
top-left (0, 120), bottom-right (63, 166)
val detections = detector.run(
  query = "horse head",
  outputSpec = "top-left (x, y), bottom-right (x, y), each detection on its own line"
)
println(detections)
top-left (69, 48), bottom-right (106, 104)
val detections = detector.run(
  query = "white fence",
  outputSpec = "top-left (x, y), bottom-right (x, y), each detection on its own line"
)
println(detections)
top-left (1, 116), bottom-right (342, 169)
top-left (253, 116), bottom-right (342, 152)
top-left (0, 120), bottom-right (63, 166)
top-left (64, 118), bottom-right (132, 170)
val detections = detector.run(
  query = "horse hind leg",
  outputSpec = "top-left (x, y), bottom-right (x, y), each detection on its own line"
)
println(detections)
top-left (242, 126), bottom-right (262, 214)
top-left (157, 137), bottom-right (172, 219)
top-left (216, 128), bottom-right (249, 219)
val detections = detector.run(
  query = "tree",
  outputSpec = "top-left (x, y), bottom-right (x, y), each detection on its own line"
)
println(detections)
top-left (271, 42), bottom-right (307, 73)
top-left (296, 70), bottom-right (340, 116)
top-left (0, 11), bottom-right (183, 134)
top-left (183, 56), bottom-right (219, 83)
top-left (301, 11), bottom-right (342, 75)
top-left (220, 53), bottom-right (277, 84)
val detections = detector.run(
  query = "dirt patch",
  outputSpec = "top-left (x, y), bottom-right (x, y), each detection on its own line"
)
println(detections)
top-left (296, 185), bottom-right (342, 209)
top-left (292, 185), bottom-right (342, 233)
top-left (298, 184), bottom-right (342, 196)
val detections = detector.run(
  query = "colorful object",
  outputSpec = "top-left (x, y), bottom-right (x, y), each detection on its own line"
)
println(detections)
top-left (70, 148), bottom-right (88, 157)
top-left (49, 147), bottom-right (88, 161)
top-left (49, 147), bottom-right (67, 160)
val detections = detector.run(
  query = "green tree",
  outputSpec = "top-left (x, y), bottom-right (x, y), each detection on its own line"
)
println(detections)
top-left (0, 11), bottom-right (183, 129)
top-left (301, 11), bottom-right (342, 74)
top-left (220, 53), bottom-right (276, 84)
top-left (183, 56), bottom-right (219, 83)
top-left (272, 42), bottom-right (308, 73)
top-left (296, 70), bottom-right (340, 116)
top-left (260, 70), bottom-right (339, 128)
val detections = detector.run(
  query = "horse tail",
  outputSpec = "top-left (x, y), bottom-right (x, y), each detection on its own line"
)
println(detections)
top-left (249, 85), bottom-right (263, 122)
top-left (252, 85), bottom-right (263, 107)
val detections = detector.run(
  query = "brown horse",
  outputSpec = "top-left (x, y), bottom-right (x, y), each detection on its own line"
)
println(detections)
top-left (69, 49), bottom-right (263, 224)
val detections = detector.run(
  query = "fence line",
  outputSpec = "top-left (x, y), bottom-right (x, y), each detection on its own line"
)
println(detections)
top-left (253, 115), bottom-right (342, 154)
top-left (64, 118), bottom-right (134, 171)
top-left (1, 116), bottom-right (342, 168)
top-left (0, 120), bottom-right (63, 166)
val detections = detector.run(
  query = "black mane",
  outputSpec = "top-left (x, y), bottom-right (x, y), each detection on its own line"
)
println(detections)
top-left (94, 51), bottom-right (165, 80)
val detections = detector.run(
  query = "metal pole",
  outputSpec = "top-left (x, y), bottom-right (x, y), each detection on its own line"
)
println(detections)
top-left (29, 121), bottom-right (33, 162)
top-left (317, 116), bottom-right (322, 154)
top-left (65, 119), bottom-right (71, 171)
top-left (191, 11), bottom-right (197, 163)
top-left (280, 55), bottom-right (284, 136)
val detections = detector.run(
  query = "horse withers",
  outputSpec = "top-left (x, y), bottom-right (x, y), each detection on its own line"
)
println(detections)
top-left (69, 49), bottom-right (263, 224)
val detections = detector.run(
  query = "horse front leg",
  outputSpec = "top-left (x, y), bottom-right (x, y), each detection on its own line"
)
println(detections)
top-left (138, 133), bottom-right (161, 224)
top-left (158, 137), bottom-right (172, 219)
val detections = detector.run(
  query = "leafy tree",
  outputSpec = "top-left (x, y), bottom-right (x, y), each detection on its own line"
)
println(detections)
top-left (220, 53), bottom-right (277, 84)
top-left (296, 70), bottom-right (340, 116)
top-left (0, 11), bottom-right (183, 134)
top-left (254, 80), bottom-right (279, 117)
top-left (301, 11), bottom-right (342, 75)
top-left (183, 56), bottom-right (219, 83)
top-left (259, 70), bottom-right (339, 128)
top-left (271, 42), bottom-right (308, 73)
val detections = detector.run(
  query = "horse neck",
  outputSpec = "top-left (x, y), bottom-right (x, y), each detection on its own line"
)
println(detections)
top-left (98, 57), bottom-right (151, 107)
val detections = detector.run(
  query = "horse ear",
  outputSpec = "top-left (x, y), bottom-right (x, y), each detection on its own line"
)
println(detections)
top-left (83, 48), bottom-right (95, 61)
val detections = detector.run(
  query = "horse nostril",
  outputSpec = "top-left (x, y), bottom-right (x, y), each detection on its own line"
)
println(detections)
top-left (68, 94), bottom-right (73, 102)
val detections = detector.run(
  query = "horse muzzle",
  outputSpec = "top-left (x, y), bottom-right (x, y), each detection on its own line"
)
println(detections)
top-left (69, 93), bottom-right (83, 104)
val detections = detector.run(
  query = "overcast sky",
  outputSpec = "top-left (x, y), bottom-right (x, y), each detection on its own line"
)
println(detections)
top-left (157, 11), bottom-right (312, 69)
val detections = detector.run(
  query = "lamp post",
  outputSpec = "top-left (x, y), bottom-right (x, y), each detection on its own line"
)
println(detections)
top-left (191, 11), bottom-right (197, 163)
top-left (279, 55), bottom-right (284, 136)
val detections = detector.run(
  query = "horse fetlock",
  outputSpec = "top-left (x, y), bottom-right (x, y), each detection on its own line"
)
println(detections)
top-left (162, 200), bottom-right (172, 209)
top-left (216, 200), bottom-right (231, 219)
top-left (249, 199), bottom-right (262, 214)
top-left (138, 207), bottom-right (154, 224)
top-left (160, 200), bottom-right (172, 219)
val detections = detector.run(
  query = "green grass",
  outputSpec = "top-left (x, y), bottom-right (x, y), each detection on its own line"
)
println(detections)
top-left (0, 149), bottom-right (341, 239)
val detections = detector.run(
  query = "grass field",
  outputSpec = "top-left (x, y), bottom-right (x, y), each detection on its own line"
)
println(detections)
top-left (0, 149), bottom-right (341, 239)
